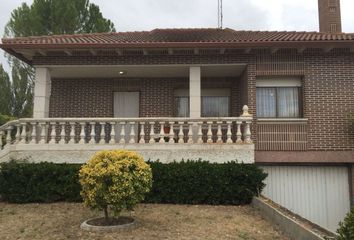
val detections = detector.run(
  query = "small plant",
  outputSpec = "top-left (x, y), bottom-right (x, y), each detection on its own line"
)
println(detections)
top-left (337, 207), bottom-right (354, 240)
top-left (79, 150), bottom-right (152, 224)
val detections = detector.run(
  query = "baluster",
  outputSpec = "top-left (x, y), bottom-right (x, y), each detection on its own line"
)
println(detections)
top-left (68, 122), bottom-right (76, 144)
top-left (0, 131), bottom-right (3, 149)
top-left (109, 122), bottom-right (116, 144)
top-left (119, 122), bottom-right (126, 144)
top-left (89, 122), bottom-right (96, 144)
top-left (197, 122), bottom-right (203, 144)
top-left (149, 122), bottom-right (155, 144)
top-left (168, 122), bottom-right (175, 144)
top-left (59, 122), bottom-right (66, 144)
top-left (15, 124), bottom-right (21, 144)
top-left (244, 120), bottom-right (252, 144)
top-left (159, 122), bottom-right (165, 143)
top-left (236, 121), bottom-right (243, 144)
top-left (6, 127), bottom-right (13, 146)
top-left (187, 122), bottom-right (194, 144)
top-left (129, 122), bottom-right (136, 144)
top-left (99, 122), bottom-right (106, 144)
top-left (39, 122), bottom-right (47, 144)
top-left (207, 121), bottom-right (213, 143)
top-left (78, 122), bottom-right (86, 144)
top-left (139, 122), bottom-right (145, 144)
top-left (226, 121), bottom-right (233, 144)
top-left (49, 122), bottom-right (57, 144)
top-left (216, 121), bottom-right (223, 144)
top-left (178, 122), bottom-right (184, 144)
top-left (20, 123), bottom-right (27, 144)
top-left (30, 122), bottom-right (37, 144)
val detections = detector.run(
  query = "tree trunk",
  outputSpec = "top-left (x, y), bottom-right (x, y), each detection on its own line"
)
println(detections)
top-left (104, 206), bottom-right (109, 224)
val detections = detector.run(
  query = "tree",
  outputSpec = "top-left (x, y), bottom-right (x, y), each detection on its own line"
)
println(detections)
top-left (0, 65), bottom-right (11, 116)
top-left (2, 0), bottom-right (115, 117)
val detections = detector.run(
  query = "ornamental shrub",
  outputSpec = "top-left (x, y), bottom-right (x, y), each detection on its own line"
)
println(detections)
top-left (79, 150), bottom-right (152, 220)
top-left (337, 207), bottom-right (354, 240)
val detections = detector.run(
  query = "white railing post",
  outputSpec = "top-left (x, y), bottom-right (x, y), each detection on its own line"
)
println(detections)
top-left (89, 122), bottom-right (96, 144)
top-left (99, 122), bottom-right (106, 144)
top-left (20, 123), bottom-right (27, 144)
top-left (244, 120), bottom-right (252, 144)
top-left (216, 121), bottom-right (223, 144)
top-left (197, 122), bottom-right (203, 144)
top-left (109, 122), bottom-right (116, 144)
top-left (178, 122), bottom-right (184, 144)
top-left (68, 122), bottom-right (76, 144)
top-left (59, 122), bottom-right (66, 144)
top-left (39, 122), bottom-right (47, 144)
top-left (30, 122), bottom-right (37, 144)
top-left (119, 122), bottom-right (126, 144)
top-left (207, 121), bottom-right (213, 143)
top-left (226, 121), bottom-right (233, 144)
top-left (129, 122), bottom-right (136, 144)
top-left (187, 122), bottom-right (193, 144)
top-left (139, 122), bottom-right (145, 144)
top-left (159, 122), bottom-right (165, 144)
top-left (49, 122), bottom-right (57, 144)
top-left (6, 127), bottom-right (13, 146)
top-left (149, 122), bottom-right (155, 144)
top-left (79, 122), bottom-right (86, 144)
top-left (236, 121), bottom-right (243, 144)
top-left (168, 122), bottom-right (175, 144)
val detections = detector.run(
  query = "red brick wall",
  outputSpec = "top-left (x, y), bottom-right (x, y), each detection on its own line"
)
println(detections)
top-left (45, 50), bottom-right (354, 152)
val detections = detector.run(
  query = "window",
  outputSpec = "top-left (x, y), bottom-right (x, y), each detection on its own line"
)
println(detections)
top-left (256, 78), bottom-right (302, 118)
top-left (202, 96), bottom-right (230, 117)
top-left (174, 88), bottom-right (230, 117)
top-left (330, 24), bottom-right (337, 32)
top-left (175, 97), bottom-right (189, 117)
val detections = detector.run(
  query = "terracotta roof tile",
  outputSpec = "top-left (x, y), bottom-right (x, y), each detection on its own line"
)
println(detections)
top-left (1, 28), bottom-right (354, 49)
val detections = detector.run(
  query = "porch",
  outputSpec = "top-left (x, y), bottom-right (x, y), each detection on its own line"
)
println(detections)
top-left (0, 63), bottom-right (256, 163)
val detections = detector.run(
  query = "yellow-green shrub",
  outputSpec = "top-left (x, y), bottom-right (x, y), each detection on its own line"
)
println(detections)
top-left (79, 150), bottom-right (152, 219)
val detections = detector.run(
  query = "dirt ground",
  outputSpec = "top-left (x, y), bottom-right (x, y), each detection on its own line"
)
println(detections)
top-left (0, 202), bottom-right (290, 240)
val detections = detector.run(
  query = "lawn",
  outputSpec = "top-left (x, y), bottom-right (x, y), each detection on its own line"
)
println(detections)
top-left (0, 203), bottom-right (289, 240)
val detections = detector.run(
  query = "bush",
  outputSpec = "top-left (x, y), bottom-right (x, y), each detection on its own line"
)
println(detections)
top-left (0, 160), bottom-right (267, 205)
top-left (146, 161), bottom-right (267, 205)
top-left (79, 150), bottom-right (152, 219)
top-left (0, 114), bottom-right (15, 126)
top-left (0, 160), bottom-right (81, 203)
top-left (337, 208), bottom-right (354, 240)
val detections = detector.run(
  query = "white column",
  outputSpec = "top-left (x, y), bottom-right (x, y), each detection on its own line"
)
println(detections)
top-left (33, 67), bottom-right (51, 118)
top-left (189, 66), bottom-right (201, 118)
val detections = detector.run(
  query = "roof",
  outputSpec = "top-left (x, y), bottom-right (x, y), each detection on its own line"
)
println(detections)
top-left (2, 28), bottom-right (354, 49)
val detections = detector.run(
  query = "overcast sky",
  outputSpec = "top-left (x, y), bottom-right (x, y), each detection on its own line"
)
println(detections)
top-left (1, 0), bottom-right (354, 73)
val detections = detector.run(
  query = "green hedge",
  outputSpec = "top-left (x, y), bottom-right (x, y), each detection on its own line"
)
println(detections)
top-left (0, 160), bottom-right (267, 205)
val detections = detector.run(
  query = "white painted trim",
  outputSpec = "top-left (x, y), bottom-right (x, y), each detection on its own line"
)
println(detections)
top-left (256, 77), bottom-right (302, 87)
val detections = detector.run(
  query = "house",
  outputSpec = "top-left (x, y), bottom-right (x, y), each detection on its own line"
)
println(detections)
top-left (0, 0), bottom-right (353, 233)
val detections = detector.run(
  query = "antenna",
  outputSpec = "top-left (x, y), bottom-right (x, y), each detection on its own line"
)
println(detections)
top-left (218, 0), bottom-right (223, 29)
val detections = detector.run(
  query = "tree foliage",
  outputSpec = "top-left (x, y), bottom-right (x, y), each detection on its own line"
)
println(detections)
top-left (337, 207), bottom-right (354, 240)
top-left (79, 150), bottom-right (152, 221)
top-left (2, 0), bottom-right (115, 117)
top-left (0, 65), bottom-right (12, 115)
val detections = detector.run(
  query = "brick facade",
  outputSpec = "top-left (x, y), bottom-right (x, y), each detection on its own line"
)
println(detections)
top-left (45, 50), bottom-right (354, 156)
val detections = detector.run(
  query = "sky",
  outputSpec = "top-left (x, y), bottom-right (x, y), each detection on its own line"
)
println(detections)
top-left (1, 0), bottom-right (354, 73)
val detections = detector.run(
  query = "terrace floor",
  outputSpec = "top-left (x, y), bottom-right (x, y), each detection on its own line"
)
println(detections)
top-left (0, 203), bottom-right (289, 240)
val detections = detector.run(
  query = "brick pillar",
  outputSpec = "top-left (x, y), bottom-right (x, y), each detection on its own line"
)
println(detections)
top-left (33, 67), bottom-right (51, 118)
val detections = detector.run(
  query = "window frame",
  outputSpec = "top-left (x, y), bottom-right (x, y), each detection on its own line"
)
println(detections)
top-left (256, 86), bottom-right (303, 119)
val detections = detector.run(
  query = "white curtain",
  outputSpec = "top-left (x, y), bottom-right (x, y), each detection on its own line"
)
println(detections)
top-left (202, 97), bottom-right (229, 117)
top-left (175, 97), bottom-right (189, 117)
top-left (257, 88), bottom-right (276, 118)
top-left (277, 88), bottom-right (299, 118)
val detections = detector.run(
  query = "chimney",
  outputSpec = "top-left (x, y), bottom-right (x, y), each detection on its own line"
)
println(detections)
top-left (318, 0), bottom-right (342, 33)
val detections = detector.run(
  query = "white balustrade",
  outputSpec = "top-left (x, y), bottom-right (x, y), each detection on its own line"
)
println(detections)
top-left (0, 105), bottom-right (253, 151)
